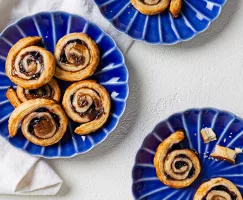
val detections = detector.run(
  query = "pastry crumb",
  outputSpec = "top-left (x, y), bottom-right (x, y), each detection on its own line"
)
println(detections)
top-left (200, 128), bottom-right (217, 143)
top-left (235, 148), bottom-right (242, 154)
top-left (210, 145), bottom-right (237, 164)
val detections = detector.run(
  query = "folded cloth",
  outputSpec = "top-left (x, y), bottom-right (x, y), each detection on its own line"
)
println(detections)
top-left (5, 0), bottom-right (133, 53)
top-left (0, 137), bottom-right (62, 195)
top-left (0, 0), bottom-right (132, 196)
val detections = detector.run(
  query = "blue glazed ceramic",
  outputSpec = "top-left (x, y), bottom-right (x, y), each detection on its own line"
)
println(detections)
top-left (132, 108), bottom-right (243, 199)
top-left (0, 11), bottom-right (129, 158)
top-left (94, 0), bottom-right (226, 44)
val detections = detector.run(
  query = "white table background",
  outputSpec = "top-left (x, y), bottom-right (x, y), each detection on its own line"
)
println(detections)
top-left (0, 0), bottom-right (242, 199)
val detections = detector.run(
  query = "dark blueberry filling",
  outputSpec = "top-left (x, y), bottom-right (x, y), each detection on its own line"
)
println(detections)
top-left (34, 108), bottom-right (60, 127)
top-left (59, 39), bottom-right (89, 65)
top-left (18, 51), bottom-right (43, 80)
top-left (70, 94), bottom-right (104, 121)
top-left (203, 185), bottom-right (237, 200)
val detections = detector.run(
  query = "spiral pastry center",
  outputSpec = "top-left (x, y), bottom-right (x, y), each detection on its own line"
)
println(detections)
top-left (142, 0), bottom-right (160, 5)
top-left (206, 191), bottom-right (231, 200)
top-left (164, 150), bottom-right (194, 180)
top-left (60, 40), bottom-right (90, 72)
top-left (15, 51), bottom-right (43, 80)
top-left (71, 88), bottom-right (103, 123)
top-left (24, 111), bottom-right (58, 139)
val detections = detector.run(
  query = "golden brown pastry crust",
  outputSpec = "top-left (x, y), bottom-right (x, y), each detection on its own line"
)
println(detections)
top-left (210, 145), bottom-right (237, 164)
top-left (5, 37), bottom-right (55, 89)
top-left (16, 79), bottom-right (61, 102)
top-left (6, 87), bottom-right (21, 108)
top-left (154, 131), bottom-right (201, 188)
top-left (169, 0), bottom-right (182, 18)
top-left (62, 80), bottom-right (111, 135)
top-left (54, 33), bottom-right (100, 81)
top-left (194, 177), bottom-right (242, 200)
top-left (6, 79), bottom-right (61, 108)
top-left (8, 99), bottom-right (68, 146)
top-left (130, 0), bottom-right (170, 15)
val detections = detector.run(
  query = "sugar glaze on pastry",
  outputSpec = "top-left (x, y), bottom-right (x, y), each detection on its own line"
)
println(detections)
top-left (154, 131), bottom-right (201, 188)
top-left (194, 177), bottom-right (242, 200)
top-left (6, 37), bottom-right (55, 89)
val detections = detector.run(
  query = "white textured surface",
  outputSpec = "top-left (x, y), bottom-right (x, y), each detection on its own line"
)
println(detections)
top-left (0, 0), bottom-right (243, 199)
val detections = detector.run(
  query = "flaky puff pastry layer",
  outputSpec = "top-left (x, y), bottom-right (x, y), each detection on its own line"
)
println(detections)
top-left (6, 79), bottom-right (61, 108)
top-left (6, 37), bottom-right (55, 89)
top-left (54, 33), bottom-right (100, 81)
top-left (8, 99), bottom-right (68, 146)
top-left (62, 80), bottom-right (111, 135)
top-left (194, 178), bottom-right (242, 200)
top-left (154, 131), bottom-right (201, 188)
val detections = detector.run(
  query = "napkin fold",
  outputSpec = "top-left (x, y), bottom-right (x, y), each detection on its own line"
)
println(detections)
top-left (0, 138), bottom-right (62, 195)
top-left (0, 0), bottom-right (132, 196)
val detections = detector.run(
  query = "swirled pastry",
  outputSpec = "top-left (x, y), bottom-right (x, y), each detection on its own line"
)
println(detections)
top-left (154, 131), bottom-right (201, 188)
top-left (194, 177), bottom-right (242, 200)
top-left (8, 99), bottom-right (68, 146)
top-left (62, 80), bottom-right (111, 135)
top-left (6, 37), bottom-right (55, 89)
top-left (54, 33), bottom-right (100, 81)
top-left (6, 79), bottom-right (61, 107)
top-left (130, 0), bottom-right (170, 15)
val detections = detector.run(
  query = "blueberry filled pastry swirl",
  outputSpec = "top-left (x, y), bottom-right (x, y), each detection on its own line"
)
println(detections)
top-left (6, 79), bottom-right (61, 107)
top-left (6, 37), bottom-right (55, 89)
top-left (194, 178), bottom-right (242, 200)
top-left (62, 80), bottom-right (111, 135)
top-left (8, 99), bottom-right (68, 146)
top-left (154, 131), bottom-right (201, 188)
top-left (54, 33), bottom-right (100, 81)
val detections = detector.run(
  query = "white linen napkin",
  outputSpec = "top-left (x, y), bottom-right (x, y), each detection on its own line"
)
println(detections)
top-left (0, 0), bottom-right (132, 196)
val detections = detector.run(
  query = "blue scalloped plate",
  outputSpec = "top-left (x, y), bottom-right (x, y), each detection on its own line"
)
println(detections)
top-left (94, 0), bottom-right (226, 44)
top-left (132, 108), bottom-right (243, 199)
top-left (0, 11), bottom-right (129, 158)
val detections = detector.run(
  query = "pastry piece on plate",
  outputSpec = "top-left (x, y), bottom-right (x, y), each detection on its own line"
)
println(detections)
top-left (130, 0), bottom-right (170, 15)
top-left (54, 33), bottom-right (100, 81)
top-left (6, 79), bottom-right (61, 107)
top-left (6, 37), bottom-right (55, 89)
top-left (169, 0), bottom-right (182, 18)
top-left (200, 127), bottom-right (217, 143)
top-left (194, 177), bottom-right (242, 200)
top-left (210, 145), bottom-right (237, 164)
top-left (62, 80), bottom-right (111, 135)
top-left (154, 131), bottom-right (201, 188)
top-left (130, 0), bottom-right (182, 16)
top-left (8, 99), bottom-right (68, 146)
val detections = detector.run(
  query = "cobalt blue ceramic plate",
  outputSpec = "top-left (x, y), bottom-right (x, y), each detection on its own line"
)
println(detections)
top-left (132, 108), bottom-right (243, 199)
top-left (0, 11), bottom-right (129, 158)
top-left (94, 0), bottom-right (226, 44)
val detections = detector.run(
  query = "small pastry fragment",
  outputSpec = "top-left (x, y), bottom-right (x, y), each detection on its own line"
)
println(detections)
top-left (6, 37), bottom-right (55, 89)
top-left (130, 0), bottom-right (170, 15)
top-left (8, 99), bottom-right (68, 146)
top-left (194, 177), bottom-right (242, 200)
top-left (235, 148), bottom-right (243, 154)
top-left (210, 145), bottom-right (237, 164)
top-left (169, 0), bottom-right (182, 18)
top-left (6, 79), bottom-right (61, 107)
top-left (62, 80), bottom-right (111, 135)
top-left (154, 131), bottom-right (201, 188)
top-left (6, 86), bottom-right (21, 108)
top-left (200, 127), bottom-right (217, 143)
top-left (54, 33), bottom-right (100, 81)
